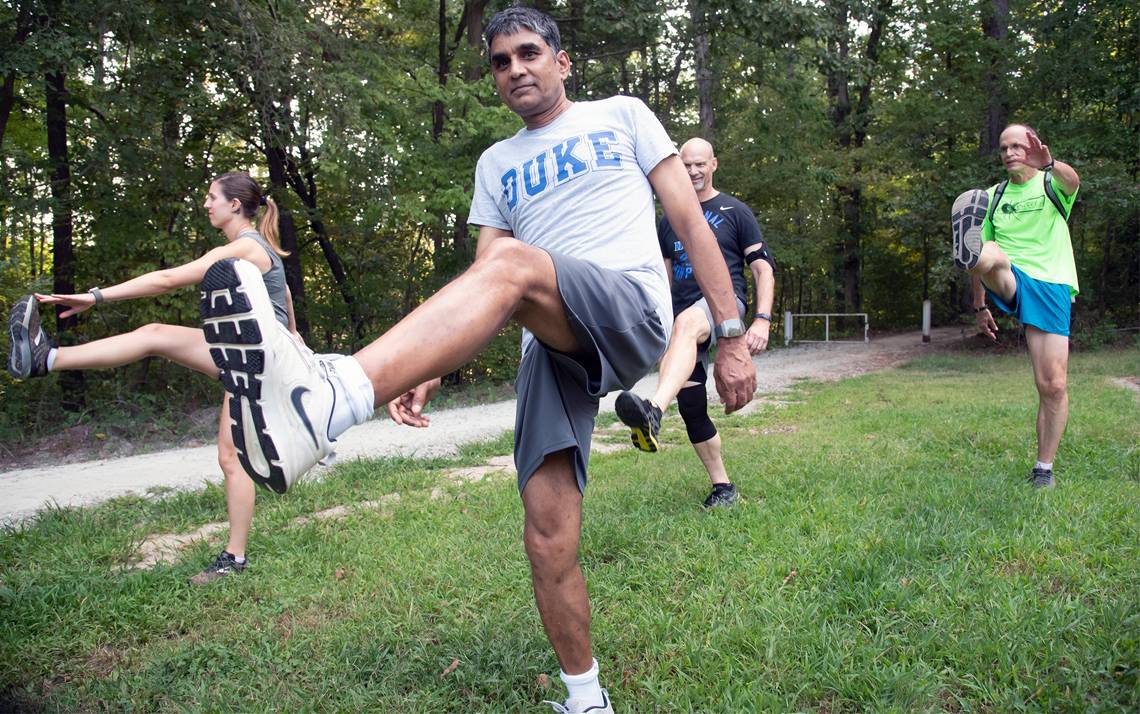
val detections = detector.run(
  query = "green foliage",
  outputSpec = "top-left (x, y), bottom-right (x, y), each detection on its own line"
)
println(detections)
top-left (1, 351), bottom-right (1137, 710)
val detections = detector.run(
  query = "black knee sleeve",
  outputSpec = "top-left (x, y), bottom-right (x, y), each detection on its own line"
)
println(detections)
top-left (677, 384), bottom-right (717, 444)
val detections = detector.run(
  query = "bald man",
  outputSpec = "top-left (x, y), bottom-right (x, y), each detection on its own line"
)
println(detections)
top-left (615, 138), bottom-right (776, 508)
top-left (951, 123), bottom-right (1081, 488)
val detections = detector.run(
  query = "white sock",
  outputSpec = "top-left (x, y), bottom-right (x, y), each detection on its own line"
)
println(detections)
top-left (324, 356), bottom-right (375, 439)
top-left (1035, 461), bottom-right (1053, 472)
top-left (46, 348), bottom-right (58, 372)
top-left (560, 658), bottom-right (603, 706)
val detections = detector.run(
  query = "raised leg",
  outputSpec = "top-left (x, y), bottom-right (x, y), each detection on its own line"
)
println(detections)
top-left (52, 324), bottom-right (218, 377)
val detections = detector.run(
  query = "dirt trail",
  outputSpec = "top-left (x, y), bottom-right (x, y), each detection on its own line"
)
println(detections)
top-left (1, 327), bottom-right (967, 525)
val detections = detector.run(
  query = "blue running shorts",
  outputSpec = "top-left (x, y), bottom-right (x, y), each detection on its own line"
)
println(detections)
top-left (984, 263), bottom-right (1072, 336)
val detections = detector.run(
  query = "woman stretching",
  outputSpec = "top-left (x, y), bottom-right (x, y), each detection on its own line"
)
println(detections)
top-left (7, 171), bottom-right (295, 585)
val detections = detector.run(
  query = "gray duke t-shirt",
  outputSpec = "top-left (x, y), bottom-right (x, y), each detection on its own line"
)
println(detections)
top-left (469, 96), bottom-right (676, 351)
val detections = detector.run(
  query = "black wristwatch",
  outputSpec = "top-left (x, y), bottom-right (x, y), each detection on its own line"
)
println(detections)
top-left (1042, 160), bottom-right (1055, 171)
top-left (974, 305), bottom-right (989, 313)
top-left (753, 312), bottom-right (771, 322)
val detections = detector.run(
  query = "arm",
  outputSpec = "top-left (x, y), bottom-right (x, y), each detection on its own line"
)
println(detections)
top-left (745, 251), bottom-right (775, 354)
top-left (285, 285), bottom-right (300, 338)
top-left (475, 224), bottom-right (513, 258)
top-left (38, 240), bottom-right (265, 318)
top-left (648, 155), bottom-right (755, 413)
top-left (971, 274), bottom-right (998, 340)
top-left (1025, 129), bottom-right (1080, 196)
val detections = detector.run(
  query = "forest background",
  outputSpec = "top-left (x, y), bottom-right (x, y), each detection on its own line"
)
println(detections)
top-left (0, 0), bottom-right (1135, 437)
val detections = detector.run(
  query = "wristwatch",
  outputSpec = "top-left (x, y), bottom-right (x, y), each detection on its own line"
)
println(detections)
top-left (753, 312), bottom-right (771, 322)
top-left (713, 318), bottom-right (746, 339)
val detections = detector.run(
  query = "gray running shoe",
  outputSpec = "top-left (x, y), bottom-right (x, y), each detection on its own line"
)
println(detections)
top-left (1028, 467), bottom-right (1055, 489)
top-left (7, 295), bottom-right (52, 379)
top-left (951, 189), bottom-right (988, 270)
top-left (614, 391), bottom-right (662, 453)
top-left (188, 551), bottom-right (247, 585)
top-left (702, 482), bottom-right (739, 508)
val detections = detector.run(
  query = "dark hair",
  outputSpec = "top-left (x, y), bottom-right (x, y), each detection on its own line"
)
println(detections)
top-left (484, 6), bottom-right (561, 56)
top-left (211, 171), bottom-right (288, 257)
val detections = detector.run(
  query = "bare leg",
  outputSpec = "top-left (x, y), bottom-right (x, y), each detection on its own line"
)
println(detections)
top-left (217, 392), bottom-right (255, 558)
top-left (1026, 326), bottom-right (1070, 463)
top-left (353, 239), bottom-right (578, 406)
top-left (650, 306), bottom-right (711, 411)
top-left (692, 432), bottom-right (730, 486)
top-left (522, 449), bottom-right (592, 674)
top-left (968, 242), bottom-right (1017, 304)
top-left (51, 324), bottom-right (218, 377)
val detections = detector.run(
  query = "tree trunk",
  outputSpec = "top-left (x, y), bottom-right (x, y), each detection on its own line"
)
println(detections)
top-left (463, 0), bottom-right (489, 82)
top-left (45, 70), bottom-right (84, 409)
top-left (980, 0), bottom-right (1009, 157)
top-left (0, 71), bottom-right (16, 151)
top-left (690, 0), bottom-right (714, 138)
top-left (262, 143), bottom-right (309, 338)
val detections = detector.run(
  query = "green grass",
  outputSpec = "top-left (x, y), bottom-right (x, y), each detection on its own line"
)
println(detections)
top-left (1, 350), bottom-right (1137, 712)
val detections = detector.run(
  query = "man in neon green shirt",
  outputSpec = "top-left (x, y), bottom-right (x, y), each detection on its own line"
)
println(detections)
top-left (950, 123), bottom-right (1080, 488)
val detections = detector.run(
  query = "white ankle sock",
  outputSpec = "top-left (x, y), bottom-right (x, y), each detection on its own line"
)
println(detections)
top-left (560, 658), bottom-right (602, 706)
top-left (324, 356), bottom-right (375, 439)
top-left (46, 348), bottom-right (58, 372)
top-left (1035, 461), bottom-right (1053, 472)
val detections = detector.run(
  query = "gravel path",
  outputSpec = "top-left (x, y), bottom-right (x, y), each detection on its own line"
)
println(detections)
top-left (0, 327), bottom-right (965, 524)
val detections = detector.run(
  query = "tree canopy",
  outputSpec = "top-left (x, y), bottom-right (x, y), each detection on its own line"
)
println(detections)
top-left (1, 0), bottom-right (1135, 424)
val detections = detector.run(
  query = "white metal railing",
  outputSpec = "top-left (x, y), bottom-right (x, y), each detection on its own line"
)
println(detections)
top-left (784, 311), bottom-right (869, 345)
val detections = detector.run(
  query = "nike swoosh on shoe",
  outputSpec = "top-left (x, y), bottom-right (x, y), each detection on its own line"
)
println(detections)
top-left (291, 386), bottom-right (320, 450)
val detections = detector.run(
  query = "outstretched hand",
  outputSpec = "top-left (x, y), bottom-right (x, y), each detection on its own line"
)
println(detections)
top-left (976, 307), bottom-right (999, 341)
top-left (1025, 130), bottom-right (1053, 170)
top-left (713, 337), bottom-right (756, 414)
top-left (387, 377), bottom-right (441, 428)
top-left (36, 293), bottom-right (95, 319)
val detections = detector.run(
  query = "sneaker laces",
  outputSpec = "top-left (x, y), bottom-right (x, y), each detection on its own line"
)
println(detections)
top-left (208, 551), bottom-right (237, 572)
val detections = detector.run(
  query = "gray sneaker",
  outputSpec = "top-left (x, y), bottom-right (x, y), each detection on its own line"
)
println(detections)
top-left (951, 189), bottom-right (988, 270)
top-left (188, 551), bottom-right (247, 585)
top-left (1027, 467), bottom-right (1055, 489)
top-left (703, 482), bottom-right (739, 508)
top-left (7, 295), bottom-right (52, 379)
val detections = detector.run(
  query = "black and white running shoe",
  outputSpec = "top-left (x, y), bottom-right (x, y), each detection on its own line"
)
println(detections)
top-left (7, 295), bottom-right (52, 379)
top-left (1027, 467), bottom-right (1055, 489)
top-left (951, 189), bottom-right (989, 270)
top-left (615, 391), bottom-right (662, 453)
top-left (187, 550), bottom-right (247, 585)
top-left (200, 258), bottom-right (335, 494)
top-left (702, 482), bottom-right (739, 508)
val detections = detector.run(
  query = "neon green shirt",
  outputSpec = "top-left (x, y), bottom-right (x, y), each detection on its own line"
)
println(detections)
top-left (982, 171), bottom-right (1079, 296)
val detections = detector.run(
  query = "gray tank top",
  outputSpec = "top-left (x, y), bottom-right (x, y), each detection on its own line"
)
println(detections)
top-left (239, 230), bottom-right (289, 327)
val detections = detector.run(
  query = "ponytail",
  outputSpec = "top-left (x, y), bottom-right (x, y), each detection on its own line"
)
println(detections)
top-left (258, 196), bottom-right (289, 257)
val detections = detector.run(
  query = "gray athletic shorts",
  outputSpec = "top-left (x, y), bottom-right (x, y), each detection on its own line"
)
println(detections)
top-left (685, 296), bottom-right (747, 378)
top-left (514, 251), bottom-right (668, 494)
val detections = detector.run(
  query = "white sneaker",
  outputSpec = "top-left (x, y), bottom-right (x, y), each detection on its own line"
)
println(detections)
top-left (544, 689), bottom-right (614, 714)
top-left (200, 258), bottom-right (336, 493)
